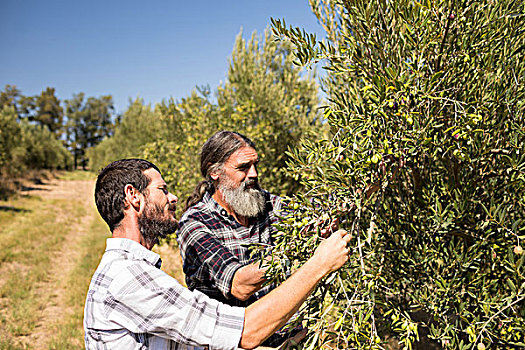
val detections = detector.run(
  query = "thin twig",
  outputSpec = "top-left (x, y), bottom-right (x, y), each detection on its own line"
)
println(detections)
top-left (474, 295), bottom-right (525, 345)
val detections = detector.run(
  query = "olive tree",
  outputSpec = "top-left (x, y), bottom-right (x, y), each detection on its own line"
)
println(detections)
top-left (268, 1), bottom-right (525, 349)
top-left (144, 28), bottom-right (324, 203)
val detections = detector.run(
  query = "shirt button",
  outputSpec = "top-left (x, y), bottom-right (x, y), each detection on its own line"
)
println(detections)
top-left (220, 209), bottom-right (228, 216)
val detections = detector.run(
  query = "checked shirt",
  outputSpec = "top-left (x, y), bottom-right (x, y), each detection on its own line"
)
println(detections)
top-left (84, 238), bottom-right (244, 350)
top-left (177, 191), bottom-right (299, 347)
top-left (177, 191), bottom-right (282, 307)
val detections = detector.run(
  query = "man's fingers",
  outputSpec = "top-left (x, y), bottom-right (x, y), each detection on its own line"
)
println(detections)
top-left (333, 229), bottom-right (351, 243)
top-left (335, 229), bottom-right (347, 237)
top-left (320, 220), bottom-right (340, 238)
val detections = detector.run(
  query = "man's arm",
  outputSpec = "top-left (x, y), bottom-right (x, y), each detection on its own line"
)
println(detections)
top-left (179, 217), bottom-right (271, 302)
top-left (239, 229), bottom-right (351, 349)
top-left (178, 219), bottom-right (245, 298)
top-left (231, 262), bottom-right (267, 301)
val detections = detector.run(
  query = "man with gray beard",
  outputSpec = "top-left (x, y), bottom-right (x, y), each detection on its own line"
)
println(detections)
top-left (177, 131), bottom-right (302, 347)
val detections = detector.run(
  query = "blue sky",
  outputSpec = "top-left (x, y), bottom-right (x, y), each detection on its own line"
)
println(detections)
top-left (0, 0), bottom-right (323, 114)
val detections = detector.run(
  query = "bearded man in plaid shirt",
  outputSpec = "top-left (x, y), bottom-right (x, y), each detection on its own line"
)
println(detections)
top-left (84, 158), bottom-right (351, 349)
top-left (178, 131), bottom-right (335, 347)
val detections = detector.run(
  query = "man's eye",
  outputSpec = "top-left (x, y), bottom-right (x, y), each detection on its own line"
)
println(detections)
top-left (160, 188), bottom-right (168, 194)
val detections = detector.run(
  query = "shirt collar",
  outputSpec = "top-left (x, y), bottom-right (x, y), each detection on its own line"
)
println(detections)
top-left (202, 191), bottom-right (230, 218)
top-left (106, 238), bottom-right (162, 268)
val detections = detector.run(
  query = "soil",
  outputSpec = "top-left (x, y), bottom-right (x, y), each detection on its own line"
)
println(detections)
top-left (24, 177), bottom-right (94, 347)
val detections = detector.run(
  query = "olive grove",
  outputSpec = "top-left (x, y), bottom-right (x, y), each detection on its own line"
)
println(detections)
top-left (267, 1), bottom-right (525, 348)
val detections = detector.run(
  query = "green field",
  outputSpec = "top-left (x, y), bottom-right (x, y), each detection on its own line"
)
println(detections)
top-left (0, 174), bottom-right (107, 349)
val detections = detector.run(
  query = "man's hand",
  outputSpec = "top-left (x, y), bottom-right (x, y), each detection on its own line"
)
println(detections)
top-left (312, 229), bottom-right (351, 275)
top-left (318, 215), bottom-right (340, 238)
top-left (231, 262), bottom-right (267, 301)
top-left (240, 229), bottom-right (350, 349)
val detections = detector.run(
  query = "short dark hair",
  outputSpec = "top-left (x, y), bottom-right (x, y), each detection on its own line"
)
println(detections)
top-left (95, 158), bottom-right (160, 232)
top-left (184, 131), bottom-right (256, 211)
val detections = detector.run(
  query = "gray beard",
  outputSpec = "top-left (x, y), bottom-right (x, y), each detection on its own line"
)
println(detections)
top-left (219, 177), bottom-right (266, 218)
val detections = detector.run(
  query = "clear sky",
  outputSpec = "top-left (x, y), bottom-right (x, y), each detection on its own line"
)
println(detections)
top-left (0, 0), bottom-right (323, 114)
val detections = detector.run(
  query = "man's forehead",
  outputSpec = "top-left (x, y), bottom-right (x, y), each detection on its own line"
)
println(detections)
top-left (227, 146), bottom-right (258, 163)
top-left (144, 168), bottom-right (166, 186)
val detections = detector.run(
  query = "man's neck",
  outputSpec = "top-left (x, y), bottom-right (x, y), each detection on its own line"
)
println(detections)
top-left (112, 219), bottom-right (153, 250)
top-left (212, 190), bottom-right (249, 227)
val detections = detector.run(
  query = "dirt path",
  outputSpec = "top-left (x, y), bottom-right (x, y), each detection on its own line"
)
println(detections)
top-left (23, 178), bottom-right (96, 347)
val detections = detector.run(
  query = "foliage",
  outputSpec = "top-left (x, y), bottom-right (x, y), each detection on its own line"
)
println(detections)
top-left (18, 120), bottom-right (72, 171)
top-left (64, 93), bottom-right (115, 169)
top-left (0, 105), bottom-right (71, 176)
top-left (88, 98), bottom-right (164, 172)
top-left (143, 88), bottom-right (216, 203)
top-left (215, 29), bottom-right (324, 195)
top-left (0, 85), bottom-right (115, 178)
top-left (143, 28), bottom-right (324, 205)
top-left (1, 86), bottom-right (64, 137)
top-left (0, 85), bottom-right (21, 112)
top-left (0, 106), bottom-right (22, 172)
top-left (269, 1), bottom-right (525, 349)
top-left (32, 87), bottom-right (64, 137)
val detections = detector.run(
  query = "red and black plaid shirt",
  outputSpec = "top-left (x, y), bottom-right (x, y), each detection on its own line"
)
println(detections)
top-left (177, 190), bottom-right (282, 307)
top-left (177, 191), bottom-right (305, 347)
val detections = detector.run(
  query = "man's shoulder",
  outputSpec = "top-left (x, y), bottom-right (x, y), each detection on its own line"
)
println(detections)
top-left (180, 202), bottom-right (216, 226)
top-left (91, 251), bottom-right (176, 297)
top-left (263, 191), bottom-right (285, 215)
top-left (91, 250), bottom-right (145, 282)
top-left (177, 200), bottom-right (221, 244)
top-left (88, 252), bottom-right (131, 297)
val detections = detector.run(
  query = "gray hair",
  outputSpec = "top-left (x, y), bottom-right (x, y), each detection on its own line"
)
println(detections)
top-left (184, 131), bottom-right (256, 211)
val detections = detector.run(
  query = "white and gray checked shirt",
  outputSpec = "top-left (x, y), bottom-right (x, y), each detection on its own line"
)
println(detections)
top-left (84, 238), bottom-right (245, 350)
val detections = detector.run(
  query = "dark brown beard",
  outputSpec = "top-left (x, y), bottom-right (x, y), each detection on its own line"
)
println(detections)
top-left (138, 199), bottom-right (178, 247)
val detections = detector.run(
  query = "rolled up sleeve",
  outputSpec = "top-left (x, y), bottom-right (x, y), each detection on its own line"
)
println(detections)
top-left (179, 220), bottom-right (243, 298)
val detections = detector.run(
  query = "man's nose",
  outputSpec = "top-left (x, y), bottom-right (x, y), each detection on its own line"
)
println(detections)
top-left (168, 192), bottom-right (178, 203)
top-left (247, 164), bottom-right (258, 178)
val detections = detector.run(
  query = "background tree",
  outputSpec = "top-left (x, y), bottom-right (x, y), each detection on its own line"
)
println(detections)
top-left (215, 29), bottom-right (324, 195)
top-left (17, 120), bottom-right (71, 170)
top-left (88, 98), bottom-right (164, 172)
top-left (33, 87), bottom-right (64, 137)
top-left (0, 105), bottom-right (22, 174)
top-left (148, 28), bottom-right (324, 202)
top-left (0, 85), bottom-right (22, 111)
top-left (269, 1), bottom-right (525, 349)
top-left (0, 85), bottom-right (37, 122)
top-left (2, 86), bottom-right (65, 136)
top-left (91, 28), bottom-right (325, 205)
top-left (0, 86), bottom-right (71, 180)
top-left (0, 104), bottom-right (71, 179)
top-left (65, 93), bottom-right (115, 169)
top-left (142, 87), bottom-right (218, 201)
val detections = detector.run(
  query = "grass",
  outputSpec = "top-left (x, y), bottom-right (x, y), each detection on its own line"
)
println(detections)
top-left (0, 172), bottom-right (185, 349)
top-left (0, 176), bottom-right (108, 349)
top-left (0, 194), bottom-right (69, 349)
top-left (55, 170), bottom-right (96, 181)
top-left (47, 216), bottom-right (108, 349)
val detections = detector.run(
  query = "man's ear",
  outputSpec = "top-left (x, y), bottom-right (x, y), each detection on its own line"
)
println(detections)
top-left (209, 168), bottom-right (221, 181)
top-left (124, 184), bottom-right (141, 210)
